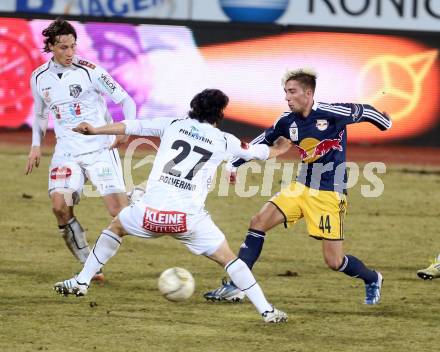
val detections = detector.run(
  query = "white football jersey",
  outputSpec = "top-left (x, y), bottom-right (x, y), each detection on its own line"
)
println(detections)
top-left (30, 56), bottom-right (128, 155)
top-left (124, 118), bottom-right (270, 215)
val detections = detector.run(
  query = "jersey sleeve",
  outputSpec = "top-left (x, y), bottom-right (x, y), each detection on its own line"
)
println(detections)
top-left (229, 113), bottom-right (288, 169)
top-left (91, 64), bottom-right (128, 104)
top-left (224, 133), bottom-right (270, 161)
top-left (318, 103), bottom-right (392, 131)
top-left (30, 74), bottom-right (49, 147)
top-left (123, 118), bottom-right (175, 137)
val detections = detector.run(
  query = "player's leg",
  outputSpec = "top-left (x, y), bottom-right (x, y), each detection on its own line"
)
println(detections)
top-left (49, 159), bottom-right (91, 265)
top-left (322, 240), bottom-right (383, 305)
top-left (322, 240), bottom-right (378, 282)
top-left (51, 191), bottom-right (91, 264)
top-left (203, 202), bottom-right (284, 302)
top-left (204, 183), bottom-right (303, 302)
top-left (208, 241), bottom-right (270, 311)
top-left (184, 214), bottom-right (286, 323)
top-left (51, 191), bottom-right (74, 224)
top-left (54, 201), bottom-right (155, 296)
top-left (86, 190), bottom-right (129, 282)
top-left (54, 215), bottom-right (127, 296)
top-left (304, 189), bottom-right (382, 304)
top-left (238, 202), bottom-right (285, 270)
top-left (102, 192), bottom-right (129, 217)
top-left (83, 147), bottom-right (128, 282)
top-left (207, 240), bottom-right (287, 323)
top-left (76, 216), bottom-right (127, 285)
top-left (238, 183), bottom-right (303, 271)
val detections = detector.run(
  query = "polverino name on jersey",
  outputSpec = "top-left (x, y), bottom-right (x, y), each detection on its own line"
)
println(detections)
top-left (158, 175), bottom-right (197, 191)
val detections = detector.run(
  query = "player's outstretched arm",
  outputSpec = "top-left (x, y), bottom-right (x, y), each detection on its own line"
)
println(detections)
top-left (227, 112), bottom-right (289, 175)
top-left (268, 136), bottom-right (292, 158)
top-left (74, 118), bottom-right (170, 138)
top-left (73, 122), bottom-right (126, 135)
top-left (226, 135), bottom-right (291, 162)
top-left (225, 132), bottom-right (267, 184)
top-left (361, 105), bottom-right (392, 131)
top-left (318, 102), bottom-right (392, 131)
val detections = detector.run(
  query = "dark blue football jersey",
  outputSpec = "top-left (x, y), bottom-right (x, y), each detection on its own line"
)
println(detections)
top-left (230, 102), bottom-right (391, 193)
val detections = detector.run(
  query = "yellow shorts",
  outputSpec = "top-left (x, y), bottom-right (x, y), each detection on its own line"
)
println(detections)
top-left (270, 182), bottom-right (347, 240)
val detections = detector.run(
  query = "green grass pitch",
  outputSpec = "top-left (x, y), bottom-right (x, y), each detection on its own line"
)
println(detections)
top-left (1, 145), bottom-right (439, 352)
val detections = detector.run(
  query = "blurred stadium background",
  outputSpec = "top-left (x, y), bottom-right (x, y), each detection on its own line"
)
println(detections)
top-left (1, 0), bottom-right (439, 148)
top-left (1, 1), bottom-right (439, 351)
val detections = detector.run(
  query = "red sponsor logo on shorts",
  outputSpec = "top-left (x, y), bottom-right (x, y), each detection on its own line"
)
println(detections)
top-left (142, 207), bottom-right (187, 234)
top-left (50, 167), bottom-right (72, 180)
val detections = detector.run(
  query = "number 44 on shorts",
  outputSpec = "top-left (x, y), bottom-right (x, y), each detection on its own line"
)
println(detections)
top-left (319, 215), bottom-right (331, 233)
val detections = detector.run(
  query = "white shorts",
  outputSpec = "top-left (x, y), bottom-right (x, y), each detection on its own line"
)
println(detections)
top-left (118, 203), bottom-right (225, 256)
top-left (48, 148), bottom-right (126, 203)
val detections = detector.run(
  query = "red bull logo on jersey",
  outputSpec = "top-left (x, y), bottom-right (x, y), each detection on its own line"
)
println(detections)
top-left (50, 167), bottom-right (72, 180)
top-left (143, 207), bottom-right (187, 234)
top-left (296, 131), bottom-right (344, 163)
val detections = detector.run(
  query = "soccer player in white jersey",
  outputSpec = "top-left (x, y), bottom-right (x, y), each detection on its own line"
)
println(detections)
top-left (25, 19), bottom-right (136, 280)
top-left (54, 89), bottom-right (291, 323)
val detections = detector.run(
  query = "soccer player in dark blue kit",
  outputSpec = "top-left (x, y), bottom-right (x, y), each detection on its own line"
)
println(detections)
top-left (204, 68), bottom-right (392, 305)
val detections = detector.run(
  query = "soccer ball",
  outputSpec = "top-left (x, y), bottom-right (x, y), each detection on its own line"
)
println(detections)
top-left (158, 267), bottom-right (195, 302)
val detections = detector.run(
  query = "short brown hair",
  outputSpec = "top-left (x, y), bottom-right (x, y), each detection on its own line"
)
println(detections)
top-left (42, 18), bottom-right (77, 53)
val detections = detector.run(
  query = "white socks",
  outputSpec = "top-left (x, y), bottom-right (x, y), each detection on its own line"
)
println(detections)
top-left (225, 258), bottom-right (272, 314)
top-left (76, 230), bottom-right (122, 285)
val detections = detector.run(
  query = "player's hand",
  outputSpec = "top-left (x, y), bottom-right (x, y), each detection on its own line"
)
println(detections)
top-left (25, 146), bottom-right (41, 175)
top-left (110, 135), bottom-right (129, 149)
top-left (225, 164), bottom-right (237, 184)
top-left (72, 122), bottom-right (96, 135)
top-left (271, 136), bottom-right (292, 157)
top-left (227, 170), bottom-right (237, 184)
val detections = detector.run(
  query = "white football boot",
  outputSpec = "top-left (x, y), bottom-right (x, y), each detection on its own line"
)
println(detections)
top-left (262, 307), bottom-right (288, 323)
top-left (54, 278), bottom-right (88, 297)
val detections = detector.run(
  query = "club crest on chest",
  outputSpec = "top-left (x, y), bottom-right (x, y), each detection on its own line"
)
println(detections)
top-left (316, 119), bottom-right (328, 131)
top-left (69, 84), bottom-right (82, 98)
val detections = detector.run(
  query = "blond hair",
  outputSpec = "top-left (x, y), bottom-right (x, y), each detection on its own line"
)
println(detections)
top-left (281, 68), bottom-right (317, 91)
